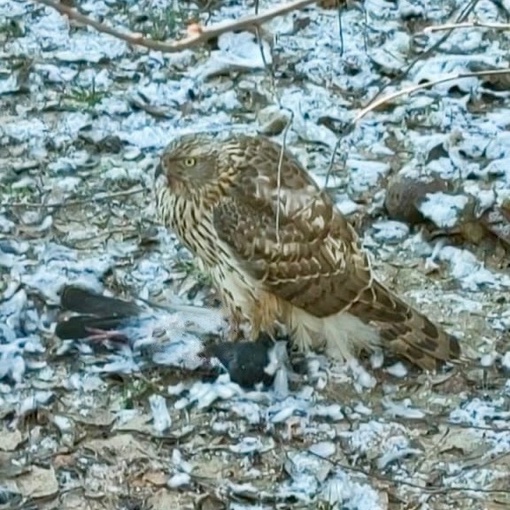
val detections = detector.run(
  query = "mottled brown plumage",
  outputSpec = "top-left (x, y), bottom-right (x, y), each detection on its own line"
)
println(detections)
top-left (155, 133), bottom-right (461, 370)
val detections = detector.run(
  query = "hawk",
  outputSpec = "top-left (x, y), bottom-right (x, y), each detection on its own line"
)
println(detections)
top-left (154, 133), bottom-right (461, 370)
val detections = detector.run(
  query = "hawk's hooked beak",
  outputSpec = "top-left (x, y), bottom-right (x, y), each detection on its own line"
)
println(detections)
top-left (154, 162), bottom-right (164, 180)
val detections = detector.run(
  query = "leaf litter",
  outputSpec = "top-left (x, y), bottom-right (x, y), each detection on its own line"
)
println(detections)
top-left (1, 0), bottom-right (510, 509)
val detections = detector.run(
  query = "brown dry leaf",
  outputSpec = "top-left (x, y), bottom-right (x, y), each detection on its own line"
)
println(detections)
top-left (0, 428), bottom-right (23, 451)
top-left (16, 465), bottom-right (59, 499)
top-left (481, 203), bottom-right (510, 249)
top-left (148, 489), bottom-right (191, 510)
top-left (53, 453), bottom-right (77, 469)
top-left (193, 455), bottom-right (229, 480)
top-left (196, 494), bottom-right (225, 510)
top-left (431, 371), bottom-right (473, 394)
top-left (84, 433), bottom-right (158, 463)
top-left (458, 220), bottom-right (488, 245)
top-left (112, 414), bottom-right (152, 433)
top-left (484, 502), bottom-right (510, 510)
top-left (419, 426), bottom-right (488, 464)
top-left (482, 71), bottom-right (510, 91)
top-left (317, 0), bottom-right (346, 9)
top-left (71, 409), bottom-right (116, 427)
top-left (142, 470), bottom-right (168, 487)
top-left (483, 473), bottom-right (510, 508)
top-left (0, 451), bottom-right (27, 479)
top-left (58, 492), bottom-right (98, 510)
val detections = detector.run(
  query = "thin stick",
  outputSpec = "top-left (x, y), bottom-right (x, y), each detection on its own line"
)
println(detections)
top-left (337, 4), bottom-right (344, 56)
top-left (2, 188), bottom-right (144, 209)
top-left (32, 0), bottom-right (316, 54)
top-left (423, 21), bottom-right (510, 33)
top-left (367, 0), bottom-right (480, 105)
top-left (323, 68), bottom-right (510, 187)
top-left (354, 69), bottom-right (510, 123)
top-left (322, 0), bottom-right (481, 190)
top-left (275, 115), bottom-right (294, 245)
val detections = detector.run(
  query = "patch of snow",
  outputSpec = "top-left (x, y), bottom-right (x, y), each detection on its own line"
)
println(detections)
top-left (418, 192), bottom-right (469, 228)
top-left (433, 245), bottom-right (510, 290)
top-left (371, 220), bottom-right (410, 243)
top-left (346, 160), bottom-right (390, 194)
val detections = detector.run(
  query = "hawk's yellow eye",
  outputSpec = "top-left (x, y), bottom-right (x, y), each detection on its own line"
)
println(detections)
top-left (184, 158), bottom-right (196, 167)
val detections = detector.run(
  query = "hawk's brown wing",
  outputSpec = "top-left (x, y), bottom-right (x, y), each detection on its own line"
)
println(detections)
top-left (212, 136), bottom-right (460, 368)
top-left (212, 191), bottom-right (372, 318)
top-left (214, 135), bottom-right (395, 319)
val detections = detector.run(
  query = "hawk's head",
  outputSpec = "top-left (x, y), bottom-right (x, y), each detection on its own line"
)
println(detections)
top-left (155, 133), bottom-right (228, 197)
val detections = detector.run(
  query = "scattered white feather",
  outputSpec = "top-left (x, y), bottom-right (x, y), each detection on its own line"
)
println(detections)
top-left (149, 394), bottom-right (172, 433)
top-left (53, 415), bottom-right (73, 434)
top-left (377, 446), bottom-right (422, 470)
top-left (320, 471), bottom-right (384, 510)
top-left (480, 352), bottom-right (497, 368)
top-left (371, 221), bottom-right (410, 243)
top-left (192, 31), bottom-right (271, 80)
top-left (346, 160), bottom-right (391, 194)
top-left (230, 437), bottom-right (264, 455)
top-left (172, 449), bottom-right (192, 473)
top-left (385, 362), bottom-right (408, 378)
top-left (348, 359), bottom-right (377, 389)
top-left (382, 398), bottom-right (426, 419)
top-left (434, 245), bottom-right (510, 290)
top-left (311, 404), bottom-right (344, 422)
top-left (269, 404), bottom-right (298, 424)
top-left (167, 472), bottom-right (191, 488)
top-left (370, 351), bottom-right (384, 369)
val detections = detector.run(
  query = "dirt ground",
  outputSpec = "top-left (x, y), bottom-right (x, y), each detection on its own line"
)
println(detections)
top-left (1, 0), bottom-right (510, 509)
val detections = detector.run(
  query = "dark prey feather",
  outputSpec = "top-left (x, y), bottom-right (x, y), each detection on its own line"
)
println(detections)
top-left (56, 285), bottom-right (142, 340)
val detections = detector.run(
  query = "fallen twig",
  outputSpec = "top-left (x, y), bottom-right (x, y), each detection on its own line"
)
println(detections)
top-left (368, 0), bottom-right (480, 105)
top-left (322, 0), bottom-right (481, 189)
top-left (2, 188), bottom-right (144, 209)
top-left (423, 21), bottom-right (510, 33)
top-left (323, 68), bottom-right (510, 187)
top-left (354, 69), bottom-right (510, 122)
top-left (32, 0), bottom-right (316, 53)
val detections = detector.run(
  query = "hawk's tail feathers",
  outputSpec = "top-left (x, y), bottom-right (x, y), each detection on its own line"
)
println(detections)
top-left (366, 281), bottom-right (462, 371)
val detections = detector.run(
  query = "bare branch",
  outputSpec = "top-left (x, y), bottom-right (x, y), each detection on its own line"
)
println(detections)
top-left (32, 0), bottom-right (316, 53)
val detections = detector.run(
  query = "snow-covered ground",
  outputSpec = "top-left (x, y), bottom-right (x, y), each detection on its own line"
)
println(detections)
top-left (1, 0), bottom-right (510, 508)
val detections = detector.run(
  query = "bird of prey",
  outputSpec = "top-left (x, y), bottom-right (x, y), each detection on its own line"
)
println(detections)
top-left (154, 133), bottom-right (461, 370)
